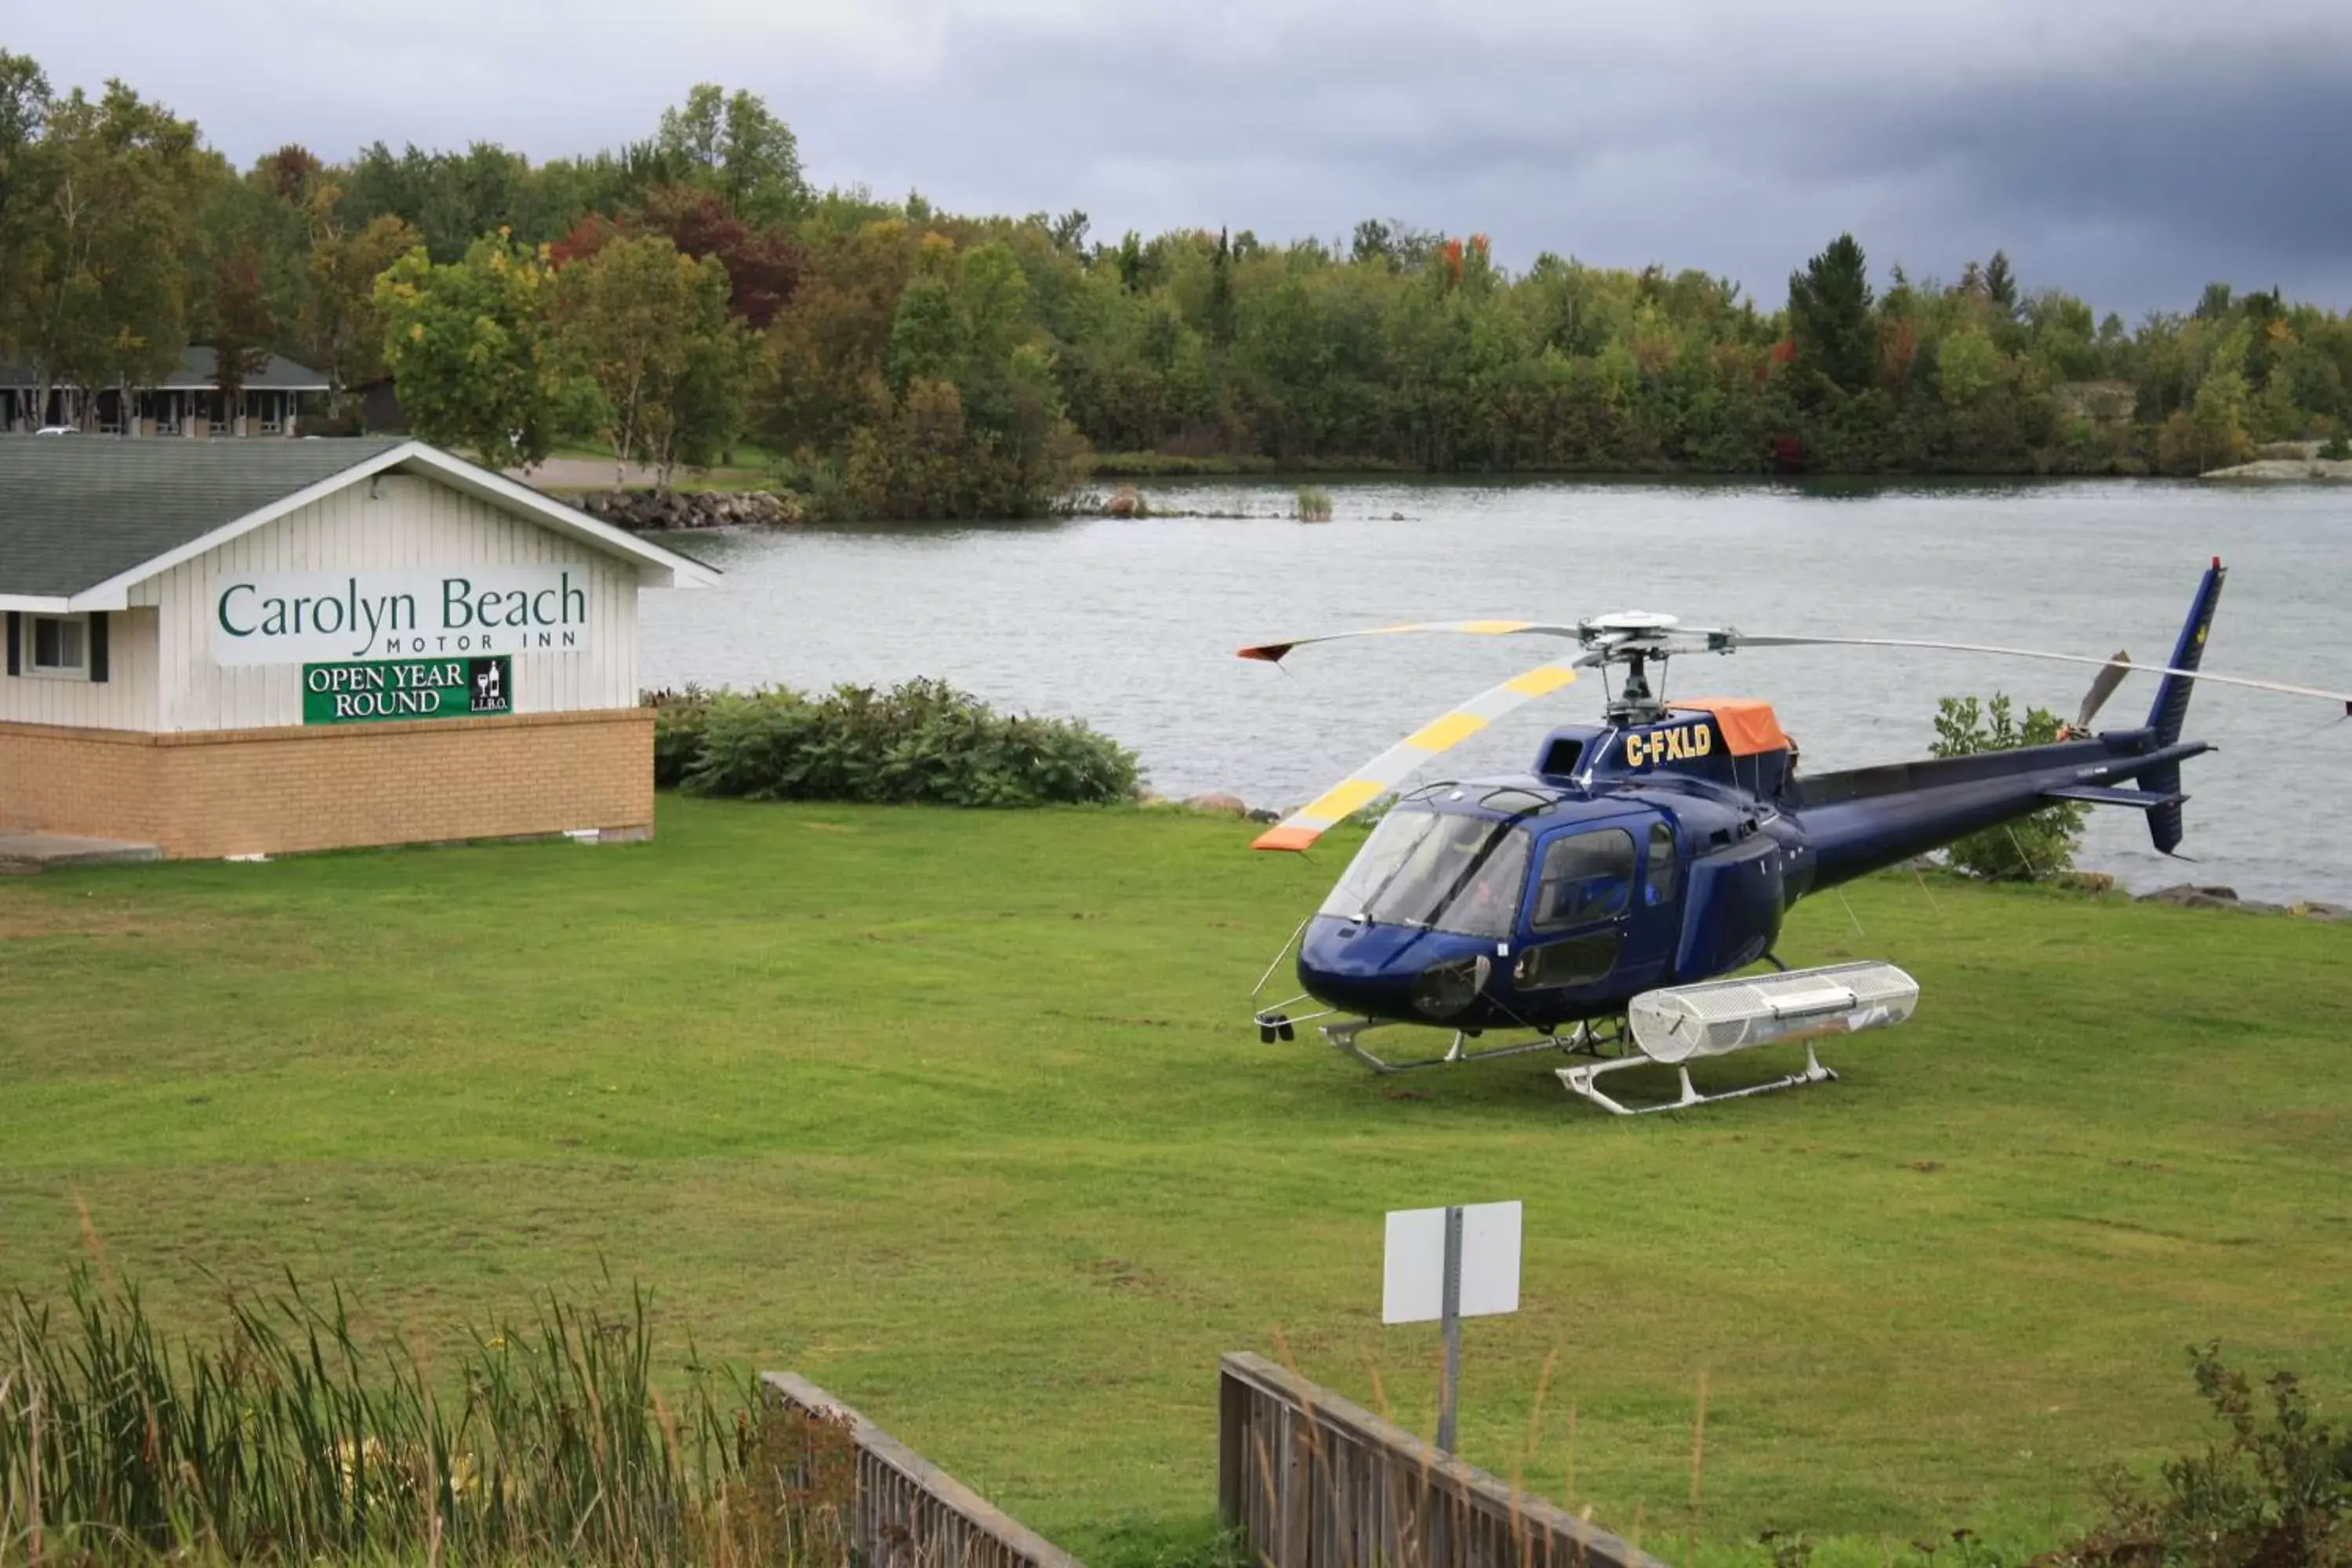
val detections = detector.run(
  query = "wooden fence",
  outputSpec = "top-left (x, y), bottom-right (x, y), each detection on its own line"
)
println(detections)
top-left (1217, 1352), bottom-right (1671, 1568)
top-left (760, 1371), bottom-right (1086, 1568)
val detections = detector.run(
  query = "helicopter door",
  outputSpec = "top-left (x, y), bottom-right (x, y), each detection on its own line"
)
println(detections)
top-left (1511, 826), bottom-right (1640, 993)
top-left (1624, 818), bottom-right (1680, 991)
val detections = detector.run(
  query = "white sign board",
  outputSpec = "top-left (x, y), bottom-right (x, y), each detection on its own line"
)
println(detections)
top-left (1381, 1200), bottom-right (1522, 1325)
top-left (212, 568), bottom-right (593, 665)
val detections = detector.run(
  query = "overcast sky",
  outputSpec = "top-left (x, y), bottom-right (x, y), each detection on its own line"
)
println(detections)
top-left (10, 0), bottom-right (2350, 315)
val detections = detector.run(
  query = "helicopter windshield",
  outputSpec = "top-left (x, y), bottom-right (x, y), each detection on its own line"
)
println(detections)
top-left (1318, 808), bottom-right (1530, 939)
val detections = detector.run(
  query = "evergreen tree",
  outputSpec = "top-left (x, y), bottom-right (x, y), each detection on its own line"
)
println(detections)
top-left (1207, 227), bottom-right (1235, 347)
top-left (1984, 250), bottom-right (2019, 317)
top-left (1787, 233), bottom-right (1877, 395)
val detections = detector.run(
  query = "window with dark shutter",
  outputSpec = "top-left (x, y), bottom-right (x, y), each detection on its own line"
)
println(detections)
top-left (23, 614), bottom-right (89, 679)
top-left (89, 612), bottom-right (108, 683)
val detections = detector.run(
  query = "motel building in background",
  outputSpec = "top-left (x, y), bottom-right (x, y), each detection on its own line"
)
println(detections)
top-left (0, 347), bottom-right (332, 437)
top-left (0, 437), bottom-right (715, 862)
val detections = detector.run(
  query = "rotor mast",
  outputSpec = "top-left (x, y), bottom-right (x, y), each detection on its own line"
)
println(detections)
top-left (1606, 649), bottom-right (1668, 725)
top-left (1582, 612), bottom-right (1689, 727)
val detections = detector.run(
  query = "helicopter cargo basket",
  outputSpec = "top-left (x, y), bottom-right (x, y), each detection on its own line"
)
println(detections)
top-left (1559, 960), bottom-right (1919, 1114)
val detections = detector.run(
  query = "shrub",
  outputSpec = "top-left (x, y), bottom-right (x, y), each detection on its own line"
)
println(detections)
top-left (646, 684), bottom-right (713, 788)
top-left (1082, 451), bottom-right (1279, 477)
top-left (2321, 434), bottom-right (2351, 461)
top-left (2049, 1343), bottom-right (2352, 1568)
top-left (653, 678), bottom-right (1142, 807)
top-left (1929, 694), bottom-right (2085, 880)
top-left (1295, 485), bottom-right (1334, 521)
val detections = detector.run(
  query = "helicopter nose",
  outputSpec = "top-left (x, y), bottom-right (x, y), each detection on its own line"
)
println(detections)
top-left (1298, 916), bottom-right (1414, 1016)
top-left (1298, 916), bottom-right (1490, 1022)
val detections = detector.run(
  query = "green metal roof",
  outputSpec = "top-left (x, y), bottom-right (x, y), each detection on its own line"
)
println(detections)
top-left (0, 437), bottom-right (407, 597)
top-left (0, 346), bottom-right (331, 393)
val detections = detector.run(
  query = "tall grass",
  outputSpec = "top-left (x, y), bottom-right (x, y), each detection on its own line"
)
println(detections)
top-left (1294, 486), bottom-right (1334, 521)
top-left (0, 1269), bottom-right (853, 1566)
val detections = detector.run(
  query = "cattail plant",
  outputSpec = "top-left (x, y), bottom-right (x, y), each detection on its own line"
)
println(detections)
top-left (1, 1267), bottom-right (855, 1566)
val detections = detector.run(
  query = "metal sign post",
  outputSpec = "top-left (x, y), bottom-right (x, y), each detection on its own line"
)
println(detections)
top-left (1437, 1204), bottom-right (1464, 1450)
top-left (1385, 1200), bottom-right (1521, 1454)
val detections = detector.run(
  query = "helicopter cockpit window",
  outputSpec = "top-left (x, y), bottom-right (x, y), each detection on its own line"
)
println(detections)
top-left (1318, 809), bottom-right (1532, 940)
top-left (1644, 820), bottom-right (1678, 906)
top-left (1479, 787), bottom-right (1552, 816)
top-left (1531, 827), bottom-right (1637, 931)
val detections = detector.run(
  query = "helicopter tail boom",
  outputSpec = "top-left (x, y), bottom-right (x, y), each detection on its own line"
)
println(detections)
top-left (1797, 737), bottom-right (2210, 891)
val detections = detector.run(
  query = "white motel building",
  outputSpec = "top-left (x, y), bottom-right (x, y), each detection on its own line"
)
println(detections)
top-left (0, 437), bottom-right (715, 862)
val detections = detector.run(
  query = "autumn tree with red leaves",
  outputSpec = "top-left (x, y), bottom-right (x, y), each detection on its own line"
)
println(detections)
top-left (549, 187), bottom-right (802, 330)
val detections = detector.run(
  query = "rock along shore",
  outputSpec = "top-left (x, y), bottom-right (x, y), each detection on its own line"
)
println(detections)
top-left (576, 489), bottom-right (808, 530)
top-left (2201, 441), bottom-right (2352, 481)
top-left (2201, 458), bottom-right (2352, 481)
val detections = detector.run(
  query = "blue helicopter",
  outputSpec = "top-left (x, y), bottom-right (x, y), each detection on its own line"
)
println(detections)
top-left (1241, 561), bottom-right (2352, 1112)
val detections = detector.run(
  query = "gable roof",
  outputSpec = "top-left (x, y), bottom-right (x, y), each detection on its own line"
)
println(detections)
top-left (0, 437), bottom-right (719, 610)
top-left (0, 345), bottom-right (332, 394)
top-left (157, 347), bottom-right (332, 392)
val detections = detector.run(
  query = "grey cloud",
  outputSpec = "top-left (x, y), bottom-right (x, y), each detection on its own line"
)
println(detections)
top-left (1830, 54), bottom-right (2352, 257)
top-left (12, 2), bottom-right (2350, 313)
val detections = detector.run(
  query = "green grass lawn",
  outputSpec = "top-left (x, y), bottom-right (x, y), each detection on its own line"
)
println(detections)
top-left (539, 440), bottom-right (780, 493)
top-left (4, 799), bottom-right (2349, 1563)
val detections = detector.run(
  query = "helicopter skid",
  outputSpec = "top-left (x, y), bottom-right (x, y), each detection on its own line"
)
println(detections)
top-left (1557, 1043), bottom-right (1838, 1115)
top-left (1318, 1016), bottom-right (1615, 1075)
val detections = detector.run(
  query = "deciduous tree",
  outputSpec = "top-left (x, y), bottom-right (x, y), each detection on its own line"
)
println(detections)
top-left (209, 242), bottom-right (275, 428)
top-left (655, 85), bottom-right (805, 223)
top-left (557, 232), bottom-right (750, 486)
top-left (15, 80), bottom-right (208, 418)
top-left (374, 230), bottom-right (582, 469)
top-left (302, 211), bottom-right (420, 418)
top-left (1937, 324), bottom-right (2001, 408)
top-left (626, 185), bottom-right (801, 328)
top-left (1932, 695), bottom-right (2084, 879)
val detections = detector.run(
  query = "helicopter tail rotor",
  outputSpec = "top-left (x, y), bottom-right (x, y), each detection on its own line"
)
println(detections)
top-left (2063, 650), bottom-right (2132, 737)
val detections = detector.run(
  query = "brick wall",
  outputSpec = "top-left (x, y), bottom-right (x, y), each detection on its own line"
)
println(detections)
top-left (0, 728), bottom-right (169, 844)
top-left (0, 710), bottom-right (653, 858)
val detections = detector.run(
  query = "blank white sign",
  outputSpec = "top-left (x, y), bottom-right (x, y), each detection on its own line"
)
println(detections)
top-left (1381, 1200), bottom-right (1523, 1325)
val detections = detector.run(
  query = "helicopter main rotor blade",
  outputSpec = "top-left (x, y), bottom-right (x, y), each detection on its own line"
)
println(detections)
top-left (2076, 649), bottom-right (2132, 731)
top-left (1238, 620), bottom-right (1582, 664)
top-left (1732, 633), bottom-right (2352, 713)
top-left (1251, 659), bottom-right (1582, 851)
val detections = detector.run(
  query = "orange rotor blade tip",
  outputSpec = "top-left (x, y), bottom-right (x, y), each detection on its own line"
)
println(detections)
top-left (1251, 824), bottom-right (1320, 852)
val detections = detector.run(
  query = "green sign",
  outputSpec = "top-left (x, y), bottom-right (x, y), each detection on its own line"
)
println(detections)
top-left (302, 657), bottom-right (511, 725)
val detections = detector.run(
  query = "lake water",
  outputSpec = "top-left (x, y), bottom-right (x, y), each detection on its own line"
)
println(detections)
top-left (641, 478), bottom-right (2352, 904)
